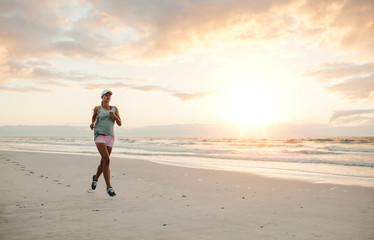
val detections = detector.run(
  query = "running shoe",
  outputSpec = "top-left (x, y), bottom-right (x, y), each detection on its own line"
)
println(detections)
top-left (107, 187), bottom-right (116, 197)
top-left (91, 175), bottom-right (97, 190)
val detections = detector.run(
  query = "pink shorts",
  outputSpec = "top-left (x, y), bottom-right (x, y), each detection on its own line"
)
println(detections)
top-left (95, 134), bottom-right (115, 147)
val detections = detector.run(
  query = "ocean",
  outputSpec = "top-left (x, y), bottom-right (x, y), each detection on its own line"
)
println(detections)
top-left (1, 136), bottom-right (373, 187)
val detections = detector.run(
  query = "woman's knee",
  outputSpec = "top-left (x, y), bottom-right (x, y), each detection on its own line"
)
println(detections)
top-left (102, 156), bottom-right (110, 164)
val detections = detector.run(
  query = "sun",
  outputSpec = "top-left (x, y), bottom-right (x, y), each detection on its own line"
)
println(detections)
top-left (224, 81), bottom-right (277, 127)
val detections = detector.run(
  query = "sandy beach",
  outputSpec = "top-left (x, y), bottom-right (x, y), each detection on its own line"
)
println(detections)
top-left (1, 151), bottom-right (373, 240)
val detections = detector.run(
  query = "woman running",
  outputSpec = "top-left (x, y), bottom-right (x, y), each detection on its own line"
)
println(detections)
top-left (90, 90), bottom-right (122, 197)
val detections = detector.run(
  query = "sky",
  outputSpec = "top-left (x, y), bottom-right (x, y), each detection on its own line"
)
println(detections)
top-left (0, 0), bottom-right (373, 137)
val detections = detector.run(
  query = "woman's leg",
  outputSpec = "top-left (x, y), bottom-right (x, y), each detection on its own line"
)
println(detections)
top-left (94, 146), bottom-right (112, 181)
top-left (95, 143), bottom-right (112, 189)
top-left (94, 159), bottom-right (103, 181)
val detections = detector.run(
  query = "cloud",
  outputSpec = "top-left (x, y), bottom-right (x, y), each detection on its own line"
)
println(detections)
top-left (89, 0), bottom-right (296, 61)
top-left (172, 91), bottom-right (222, 101)
top-left (2, 0), bottom-right (373, 63)
top-left (326, 74), bottom-right (374, 101)
top-left (306, 62), bottom-right (374, 101)
top-left (329, 109), bottom-right (374, 125)
top-left (0, 0), bottom-right (120, 88)
top-left (88, 0), bottom-right (374, 61)
top-left (1, 54), bottom-right (220, 100)
top-left (0, 0), bottom-right (115, 59)
top-left (0, 85), bottom-right (51, 93)
top-left (305, 62), bottom-right (374, 80)
top-left (1, 0), bottom-right (374, 98)
top-left (1, 55), bottom-right (157, 92)
top-left (84, 82), bottom-right (220, 101)
top-left (298, 0), bottom-right (374, 59)
top-left (0, 59), bottom-right (122, 90)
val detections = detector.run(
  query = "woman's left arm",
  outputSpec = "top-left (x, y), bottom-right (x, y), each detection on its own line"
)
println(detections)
top-left (113, 107), bottom-right (122, 126)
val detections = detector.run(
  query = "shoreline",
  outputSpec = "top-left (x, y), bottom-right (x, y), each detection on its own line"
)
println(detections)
top-left (1, 151), bottom-right (374, 240)
top-left (2, 149), bottom-right (374, 188)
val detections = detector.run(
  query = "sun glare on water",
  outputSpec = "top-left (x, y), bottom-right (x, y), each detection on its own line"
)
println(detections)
top-left (224, 81), bottom-right (278, 127)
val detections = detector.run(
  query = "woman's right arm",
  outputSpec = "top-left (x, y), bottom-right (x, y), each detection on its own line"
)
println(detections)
top-left (90, 106), bottom-right (100, 130)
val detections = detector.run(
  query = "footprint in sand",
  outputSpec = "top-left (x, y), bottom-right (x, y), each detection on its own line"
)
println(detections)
top-left (53, 179), bottom-right (62, 185)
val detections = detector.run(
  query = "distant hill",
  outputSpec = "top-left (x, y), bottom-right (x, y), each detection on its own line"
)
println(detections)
top-left (1, 123), bottom-right (373, 138)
